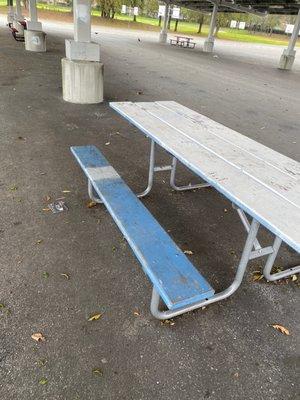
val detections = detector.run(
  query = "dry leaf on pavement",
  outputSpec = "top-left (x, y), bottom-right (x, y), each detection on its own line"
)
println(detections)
top-left (32, 332), bottom-right (46, 342)
top-left (87, 200), bottom-right (97, 208)
top-left (88, 313), bottom-right (102, 321)
top-left (271, 324), bottom-right (290, 336)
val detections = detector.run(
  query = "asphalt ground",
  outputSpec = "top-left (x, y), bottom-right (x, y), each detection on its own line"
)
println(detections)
top-left (0, 20), bottom-right (299, 400)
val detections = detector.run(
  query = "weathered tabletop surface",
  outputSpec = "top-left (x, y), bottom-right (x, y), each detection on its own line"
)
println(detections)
top-left (110, 101), bottom-right (300, 253)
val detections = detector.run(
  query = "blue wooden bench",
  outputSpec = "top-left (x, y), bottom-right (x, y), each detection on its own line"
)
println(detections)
top-left (71, 145), bottom-right (215, 314)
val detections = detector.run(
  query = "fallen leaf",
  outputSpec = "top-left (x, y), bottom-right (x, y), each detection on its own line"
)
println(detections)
top-left (32, 332), bottom-right (46, 342)
top-left (39, 378), bottom-right (48, 385)
top-left (133, 310), bottom-right (140, 316)
top-left (184, 250), bottom-right (193, 255)
top-left (271, 324), bottom-right (290, 336)
top-left (105, 142), bottom-right (110, 146)
top-left (92, 368), bottom-right (103, 376)
top-left (87, 200), bottom-right (97, 208)
top-left (224, 208), bottom-right (228, 213)
top-left (88, 313), bottom-right (102, 321)
top-left (291, 274), bottom-right (297, 282)
top-left (37, 359), bottom-right (47, 367)
top-left (42, 272), bottom-right (49, 279)
top-left (252, 271), bottom-right (264, 282)
top-left (42, 208), bottom-right (51, 212)
top-left (36, 239), bottom-right (43, 245)
top-left (17, 136), bottom-right (26, 141)
top-left (62, 190), bottom-right (71, 193)
top-left (44, 195), bottom-right (51, 202)
top-left (60, 273), bottom-right (70, 280)
top-left (9, 186), bottom-right (18, 191)
top-left (233, 372), bottom-right (239, 378)
top-left (161, 319), bottom-right (175, 326)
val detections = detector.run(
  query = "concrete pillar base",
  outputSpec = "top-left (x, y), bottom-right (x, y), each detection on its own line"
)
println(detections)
top-left (203, 37), bottom-right (215, 53)
top-left (24, 30), bottom-right (46, 52)
top-left (159, 31), bottom-right (168, 44)
top-left (26, 20), bottom-right (42, 31)
top-left (65, 39), bottom-right (100, 62)
top-left (62, 58), bottom-right (104, 104)
top-left (278, 49), bottom-right (296, 70)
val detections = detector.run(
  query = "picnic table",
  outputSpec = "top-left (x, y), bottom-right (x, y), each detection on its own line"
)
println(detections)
top-left (170, 35), bottom-right (196, 48)
top-left (72, 101), bottom-right (299, 320)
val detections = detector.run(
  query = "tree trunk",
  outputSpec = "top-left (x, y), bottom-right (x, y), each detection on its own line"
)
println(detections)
top-left (133, 14), bottom-right (136, 22)
top-left (198, 21), bottom-right (203, 33)
top-left (158, 15), bottom-right (161, 27)
top-left (174, 19), bottom-right (178, 32)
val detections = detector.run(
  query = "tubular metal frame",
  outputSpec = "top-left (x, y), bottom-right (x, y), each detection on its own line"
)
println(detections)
top-left (86, 139), bottom-right (299, 319)
top-left (232, 204), bottom-right (300, 282)
top-left (87, 139), bottom-right (210, 202)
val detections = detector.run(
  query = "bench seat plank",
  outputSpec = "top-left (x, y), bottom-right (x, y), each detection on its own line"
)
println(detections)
top-left (71, 145), bottom-right (215, 311)
top-left (110, 101), bottom-right (300, 253)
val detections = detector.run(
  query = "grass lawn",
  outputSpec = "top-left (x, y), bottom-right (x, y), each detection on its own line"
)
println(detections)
top-left (1, 1), bottom-right (298, 47)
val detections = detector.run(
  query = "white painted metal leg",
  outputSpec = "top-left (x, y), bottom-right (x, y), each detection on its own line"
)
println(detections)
top-left (151, 219), bottom-right (261, 319)
top-left (159, 1), bottom-right (169, 43)
top-left (279, 10), bottom-right (300, 70)
top-left (203, 2), bottom-right (218, 53)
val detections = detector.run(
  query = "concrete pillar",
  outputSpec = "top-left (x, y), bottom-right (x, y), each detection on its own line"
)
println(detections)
top-left (159, 2), bottom-right (169, 43)
top-left (25, 0), bottom-right (46, 51)
top-left (62, 0), bottom-right (103, 104)
top-left (24, 30), bottom-right (46, 52)
top-left (12, 0), bottom-right (25, 37)
top-left (279, 10), bottom-right (300, 70)
top-left (203, 2), bottom-right (219, 53)
top-left (26, 0), bottom-right (42, 30)
top-left (14, 0), bottom-right (22, 19)
top-left (7, 0), bottom-right (14, 23)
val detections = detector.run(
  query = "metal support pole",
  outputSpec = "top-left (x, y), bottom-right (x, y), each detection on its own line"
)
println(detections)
top-left (203, 2), bottom-right (218, 53)
top-left (279, 9), bottom-right (300, 70)
top-left (150, 219), bottom-right (260, 319)
top-left (159, 1), bottom-right (169, 43)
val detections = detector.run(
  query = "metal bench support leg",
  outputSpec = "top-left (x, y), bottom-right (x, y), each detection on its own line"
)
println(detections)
top-left (233, 204), bottom-right (300, 281)
top-left (170, 157), bottom-right (210, 191)
top-left (88, 180), bottom-right (103, 204)
top-left (138, 139), bottom-right (156, 198)
top-left (150, 219), bottom-right (260, 319)
top-left (263, 236), bottom-right (300, 281)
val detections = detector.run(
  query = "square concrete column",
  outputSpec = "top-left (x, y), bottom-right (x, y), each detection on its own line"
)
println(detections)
top-left (279, 10), bottom-right (300, 70)
top-left (62, 0), bottom-right (103, 104)
top-left (203, 2), bottom-right (218, 53)
top-left (7, 0), bottom-right (14, 23)
top-left (159, 2), bottom-right (170, 44)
